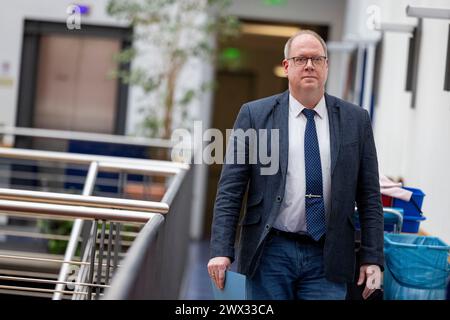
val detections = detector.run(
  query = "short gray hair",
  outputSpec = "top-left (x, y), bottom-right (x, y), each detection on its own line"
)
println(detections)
top-left (284, 30), bottom-right (328, 59)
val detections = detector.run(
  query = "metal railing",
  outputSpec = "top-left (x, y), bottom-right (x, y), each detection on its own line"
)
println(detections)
top-left (0, 126), bottom-right (173, 149)
top-left (0, 129), bottom-right (194, 300)
top-left (104, 167), bottom-right (193, 299)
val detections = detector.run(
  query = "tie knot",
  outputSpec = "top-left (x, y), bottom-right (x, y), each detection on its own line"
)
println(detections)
top-left (302, 108), bottom-right (316, 120)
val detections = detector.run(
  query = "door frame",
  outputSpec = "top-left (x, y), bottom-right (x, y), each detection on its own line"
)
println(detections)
top-left (16, 19), bottom-right (133, 135)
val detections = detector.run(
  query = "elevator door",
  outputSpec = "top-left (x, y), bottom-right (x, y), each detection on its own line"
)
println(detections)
top-left (33, 35), bottom-right (120, 134)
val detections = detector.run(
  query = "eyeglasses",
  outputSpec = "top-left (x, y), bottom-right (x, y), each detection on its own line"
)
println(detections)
top-left (287, 56), bottom-right (327, 67)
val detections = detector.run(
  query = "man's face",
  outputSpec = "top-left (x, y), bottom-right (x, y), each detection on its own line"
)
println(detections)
top-left (283, 34), bottom-right (328, 92)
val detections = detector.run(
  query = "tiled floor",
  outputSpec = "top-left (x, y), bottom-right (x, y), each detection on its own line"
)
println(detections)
top-left (180, 240), bottom-right (239, 300)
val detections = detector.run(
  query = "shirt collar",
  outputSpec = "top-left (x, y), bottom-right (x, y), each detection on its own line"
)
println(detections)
top-left (289, 93), bottom-right (326, 119)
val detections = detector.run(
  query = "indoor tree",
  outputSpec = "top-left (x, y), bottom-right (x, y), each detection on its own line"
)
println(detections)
top-left (107, 0), bottom-right (239, 139)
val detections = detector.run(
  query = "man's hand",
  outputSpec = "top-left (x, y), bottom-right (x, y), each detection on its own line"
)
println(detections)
top-left (207, 257), bottom-right (231, 290)
top-left (357, 264), bottom-right (382, 299)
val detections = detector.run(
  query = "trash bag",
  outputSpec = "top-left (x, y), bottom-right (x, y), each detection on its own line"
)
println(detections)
top-left (383, 233), bottom-right (450, 300)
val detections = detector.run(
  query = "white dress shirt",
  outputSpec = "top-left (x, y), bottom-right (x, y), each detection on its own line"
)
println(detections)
top-left (273, 94), bottom-right (331, 234)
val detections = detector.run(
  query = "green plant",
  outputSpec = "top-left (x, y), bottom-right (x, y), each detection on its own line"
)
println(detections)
top-left (38, 220), bottom-right (74, 254)
top-left (107, 0), bottom-right (239, 139)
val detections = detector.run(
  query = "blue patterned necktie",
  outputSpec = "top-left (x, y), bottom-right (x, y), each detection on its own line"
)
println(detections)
top-left (302, 108), bottom-right (326, 241)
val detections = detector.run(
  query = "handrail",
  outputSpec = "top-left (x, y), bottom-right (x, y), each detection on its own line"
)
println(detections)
top-left (0, 170), bottom-right (127, 189)
top-left (0, 254), bottom-right (116, 267)
top-left (0, 137), bottom-right (193, 299)
top-left (0, 188), bottom-right (169, 213)
top-left (383, 207), bottom-right (404, 233)
top-left (0, 275), bottom-right (110, 289)
top-left (103, 214), bottom-right (165, 299)
top-left (97, 161), bottom-right (180, 176)
top-left (0, 147), bottom-right (188, 171)
top-left (0, 199), bottom-right (160, 223)
top-left (0, 284), bottom-right (94, 296)
top-left (0, 229), bottom-right (72, 241)
top-left (53, 161), bottom-right (98, 300)
top-left (162, 169), bottom-right (187, 206)
top-left (104, 165), bottom-right (194, 299)
top-left (0, 126), bottom-right (173, 149)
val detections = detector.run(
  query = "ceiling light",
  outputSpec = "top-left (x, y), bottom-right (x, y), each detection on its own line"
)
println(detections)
top-left (242, 23), bottom-right (300, 38)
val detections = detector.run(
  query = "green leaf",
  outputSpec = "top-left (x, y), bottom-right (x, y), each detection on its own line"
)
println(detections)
top-left (179, 89), bottom-right (196, 105)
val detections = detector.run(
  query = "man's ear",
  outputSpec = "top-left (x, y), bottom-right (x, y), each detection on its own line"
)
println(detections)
top-left (282, 59), bottom-right (289, 75)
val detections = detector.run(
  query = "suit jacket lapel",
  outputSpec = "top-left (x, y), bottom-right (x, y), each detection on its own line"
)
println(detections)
top-left (325, 93), bottom-right (341, 176)
top-left (274, 91), bottom-right (289, 179)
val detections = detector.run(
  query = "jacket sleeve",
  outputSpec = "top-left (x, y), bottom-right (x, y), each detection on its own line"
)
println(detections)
top-left (209, 103), bottom-right (253, 262)
top-left (356, 110), bottom-right (385, 270)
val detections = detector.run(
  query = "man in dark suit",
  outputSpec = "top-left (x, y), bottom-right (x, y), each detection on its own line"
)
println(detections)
top-left (208, 30), bottom-right (384, 300)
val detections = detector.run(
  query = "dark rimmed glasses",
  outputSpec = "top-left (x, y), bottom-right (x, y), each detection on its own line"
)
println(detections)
top-left (287, 56), bottom-right (327, 67)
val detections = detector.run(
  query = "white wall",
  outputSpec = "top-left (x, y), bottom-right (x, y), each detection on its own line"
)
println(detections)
top-left (402, 1), bottom-right (450, 244)
top-left (344, 0), bottom-right (450, 243)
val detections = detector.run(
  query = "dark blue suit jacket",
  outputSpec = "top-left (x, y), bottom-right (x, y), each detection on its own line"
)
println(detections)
top-left (210, 91), bottom-right (384, 283)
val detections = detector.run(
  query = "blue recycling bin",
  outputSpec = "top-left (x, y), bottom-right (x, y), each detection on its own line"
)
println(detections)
top-left (392, 187), bottom-right (425, 217)
top-left (383, 233), bottom-right (450, 300)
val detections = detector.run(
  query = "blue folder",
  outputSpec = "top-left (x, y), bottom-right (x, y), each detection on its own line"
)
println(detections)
top-left (210, 270), bottom-right (247, 300)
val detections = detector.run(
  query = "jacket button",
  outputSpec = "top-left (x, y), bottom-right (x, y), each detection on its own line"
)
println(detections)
top-left (265, 224), bottom-right (270, 229)
top-left (276, 196), bottom-right (282, 202)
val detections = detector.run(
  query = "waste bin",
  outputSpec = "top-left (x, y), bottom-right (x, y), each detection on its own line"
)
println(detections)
top-left (392, 187), bottom-right (425, 217)
top-left (383, 233), bottom-right (450, 300)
